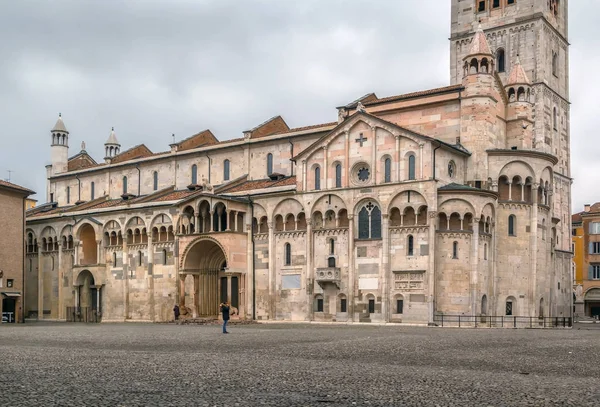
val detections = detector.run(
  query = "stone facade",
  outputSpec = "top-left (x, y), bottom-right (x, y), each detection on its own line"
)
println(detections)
top-left (0, 181), bottom-right (34, 323)
top-left (572, 204), bottom-right (600, 318)
top-left (25, 0), bottom-right (572, 324)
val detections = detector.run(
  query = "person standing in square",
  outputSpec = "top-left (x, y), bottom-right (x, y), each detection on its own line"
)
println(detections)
top-left (220, 302), bottom-right (230, 334)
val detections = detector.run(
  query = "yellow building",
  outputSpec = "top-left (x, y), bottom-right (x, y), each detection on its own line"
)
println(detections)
top-left (25, 198), bottom-right (37, 210)
top-left (572, 203), bottom-right (600, 318)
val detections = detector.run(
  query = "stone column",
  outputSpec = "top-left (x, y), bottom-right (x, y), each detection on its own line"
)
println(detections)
top-left (37, 243), bottom-right (43, 320)
top-left (179, 274), bottom-right (186, 306)
top-left (381, 214), bottom-right (390, 322)
top-left (306, 220), bottom-right (313, 321)
top-left (344, 131), bottom-right (350, 187)
top-left (302, 160), bottom-right (307, 191)
top-left (192, 274), bottom-right (199, 318)
top-left (234, 211), bottom-right (238, 233)
top-left (147, 231), bottom-right (155, 322)
top-left (490, 222), bottom-right (498, 314)
top-left (122, 236), bottom-right (129, 320)
top-left (520, 183), bottom-right (525, 201)
top-left (419, 143), bottom-right (424, 179)
top-left (209, 211), bottom-right (214, 232)
top-left (508, 182), bottom-right (512, 201)
top-left (427, 211), bottom-right (437, 324)
top-left (323, 146), bottom-right (328, 189)
top-left (348, 214), bottom-right (355, 322)
top-left (268, 221), bottom-right (275, 319)
top-left (395, 135), bottom-right (400, 182)
top-left (96, 240), bottom-right (102, 265)
top-left (194, 212), bottom-right (200, 234)
top-left (470, 220), bottom-right (479, 316)
top-left (57, 242), bottom-right (63, 320)
top-left (371, 126), bottom-right (377, 184)
top-left (246, 220), bottom-right (253, 318)
top-left (95, 285), bottom-right (102, 314)
top-left (530, 183), bottom-right (539, 316)
top-left (227, 275), bottom-right (232, 304)
top-left (74, 240), bottom-right (80, 265)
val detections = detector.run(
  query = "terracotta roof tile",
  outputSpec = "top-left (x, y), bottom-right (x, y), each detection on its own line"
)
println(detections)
top-left (507, 57), bottom-right (530, 85)
top-left (245, 116), bottom-right (290, 139)
top-left (111, 144), bottom-right (153, 164)
top-left (223, 176), bottom-right (296, 193)
top-left (277, 122), bottom-right (338, 135)
top-left (176, 130), bottom-right (219, 151)
top-left (572, 212), bottom-right (583, 223)
top-left (0, 180), bottom-right (35, 195)
top-left (153, 190), bottom-right (199, 202)
top-left (468, 24), bottom-right (492, 55)
top-left (363, 84), bottom-right (463, 107)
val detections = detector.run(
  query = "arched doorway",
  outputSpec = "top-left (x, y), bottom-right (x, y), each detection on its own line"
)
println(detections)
top-left (79, 224), bottom-right (97, 265)
top-left (72, 270), bottom-right (101, 322)
top-left (584, 288), bottom-right (600, 318)
top-left (181, 239), bottom-right (229, 317)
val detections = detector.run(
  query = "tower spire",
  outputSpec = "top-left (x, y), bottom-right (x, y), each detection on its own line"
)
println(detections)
top-left (104, 127), bottom-right (121, 161)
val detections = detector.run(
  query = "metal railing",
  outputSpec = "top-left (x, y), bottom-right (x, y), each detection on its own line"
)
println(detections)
top-left (66, 307), bottom-right (101, 323)
top-left (434, 314), bottom-right (572, 328)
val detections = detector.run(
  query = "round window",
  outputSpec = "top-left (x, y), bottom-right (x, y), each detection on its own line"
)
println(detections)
top-left (351, 163), bottom-right (371, 185)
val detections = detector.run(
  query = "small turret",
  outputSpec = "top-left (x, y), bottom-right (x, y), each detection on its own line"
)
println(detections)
top-left (50, 113), bottom-right (69, 175)
top-left (104, 127), bottom-right (121, 162)
top-left (462, 24), bottom-right (494, 77)
top-left (505, 56), bottom-right (534, 149)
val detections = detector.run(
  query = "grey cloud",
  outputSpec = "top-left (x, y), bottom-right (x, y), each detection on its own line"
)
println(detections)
top-left (0, 1), bottom-right (594, 213)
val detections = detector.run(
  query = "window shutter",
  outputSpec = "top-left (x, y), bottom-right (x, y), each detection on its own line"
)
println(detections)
top-left (590, 242), bottom-right (594, 254)
top-left (589, 265), bottom-right (594, 280)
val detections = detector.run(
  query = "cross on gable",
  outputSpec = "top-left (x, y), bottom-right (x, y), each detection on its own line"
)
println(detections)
top-left (355, 133), bottom-right (367, 147)
top-left (366, 202), bottom-right (375, 211)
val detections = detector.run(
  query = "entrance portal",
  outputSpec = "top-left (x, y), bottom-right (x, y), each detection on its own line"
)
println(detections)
top-left (2, 297), bottom-right (16, 323)
top-left (181, 239), bottom-right (227, 318)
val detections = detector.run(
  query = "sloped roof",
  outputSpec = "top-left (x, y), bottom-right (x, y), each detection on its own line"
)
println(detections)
top-left (245, 116), bottom-right (290, 139)
top-left (362, 85), bottom-right (463, 107)
top-left (0, 180), bottom-right (35, 196)
top-left (467, 24), bottom-right (492, 56)
top-left (506, 56), bottom-right (530, 85)
top-left (52, 114), bottom-right (68, 133)
top-left (106, 127), bottom-right (120, 145)
top-left (572, 212), bottom-right (583, 224)
top-left (68, 151), bottom-right (99, 171)
top-left (111, 144), bottom-right (153, 164)
top-left (220, 176), bottom-right (296, 194)
top-left (175, 129), bottom-right (219, 151)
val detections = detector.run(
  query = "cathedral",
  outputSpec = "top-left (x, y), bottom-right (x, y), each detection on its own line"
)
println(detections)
top-left (24, 0), bottom-right (572, 324)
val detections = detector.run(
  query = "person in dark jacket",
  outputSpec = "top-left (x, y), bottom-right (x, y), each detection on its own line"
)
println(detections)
top-left (220, 302), bottom-right (230, 333)
top-left (173, 304), bottom-right (180, 321)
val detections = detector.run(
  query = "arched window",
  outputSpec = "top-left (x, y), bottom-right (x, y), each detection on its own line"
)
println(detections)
top-left (452, 241), bottom-right (458, 259)
top-left (408, 155), bottom-right (416, 180)
top-left (153, 171), bottom-right (158, 191)
top-left (123, 176), bottom-right (128, 195)
top-left (266, 153), bottom-right (273, 175)
top-left (508, 215), bottom-right (516, 236)
top-left (314, 166), bottom-right (321, 190)
top-left (384, 158), bottom-right (391, 183)
top-left (191, 165), bottom-right (197, 185)
top-left (162, 249), bottom-right (168, 266)
top-left (358, 202), bottom-right (382, 240)
top-left (91, 182), bottom-right (95, 200)
top-left (66, 186), bottom-right (70, 204)
top-left (407, 235), bottom-right (414, 256)
top-left (223, 159), bottom-right (230, 181)
top-left (329, 238), bottom-right (335, 255)
top-left (552, 51), bottom-right (558, 77)
top-left (553, 107), bottom-right (558, 130)
top-left (284, 243), bottom-right (291, 266)
top-left (335, 164), bottom-right (342, 188)
top-left (138, 251), bottom-right (143, 267)
top-left (481, 295), bottom-right (488, 315)
top-left (497, 49), bottom-right (505, 73)
top-left (328, 257), bottom-right (336, 268)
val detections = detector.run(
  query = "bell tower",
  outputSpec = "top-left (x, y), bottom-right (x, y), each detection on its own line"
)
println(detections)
top-left (50, 113), bottom-right (69, 175)
top-left (450, 0), bottom-right (572, 313)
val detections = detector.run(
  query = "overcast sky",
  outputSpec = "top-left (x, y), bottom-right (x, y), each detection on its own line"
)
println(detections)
top-left (1, 0), bottom-right (597, 212)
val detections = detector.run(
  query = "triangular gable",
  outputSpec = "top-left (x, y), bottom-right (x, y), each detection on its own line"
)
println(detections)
top-left (176, 130), bottom-right (219, 151)
top-left (244, 115), bottom-right (290, 139)
top-left (68, 152), bottom-right (98, 171)
top-left (341, 92), bottom-right (378, 109)
top-left (292, 111), bottom-right (470, 162)
top-left (111, 144), bottom-right (153, 164)
top-left (73, 215), bottom-right (102, 226)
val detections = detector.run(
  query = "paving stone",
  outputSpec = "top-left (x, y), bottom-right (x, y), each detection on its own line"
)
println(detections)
top-left (0, 323), bottom-right (599, 406)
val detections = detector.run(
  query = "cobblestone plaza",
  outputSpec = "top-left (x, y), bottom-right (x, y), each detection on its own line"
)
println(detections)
top-left (1, 323), bottom-right (599, 406)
